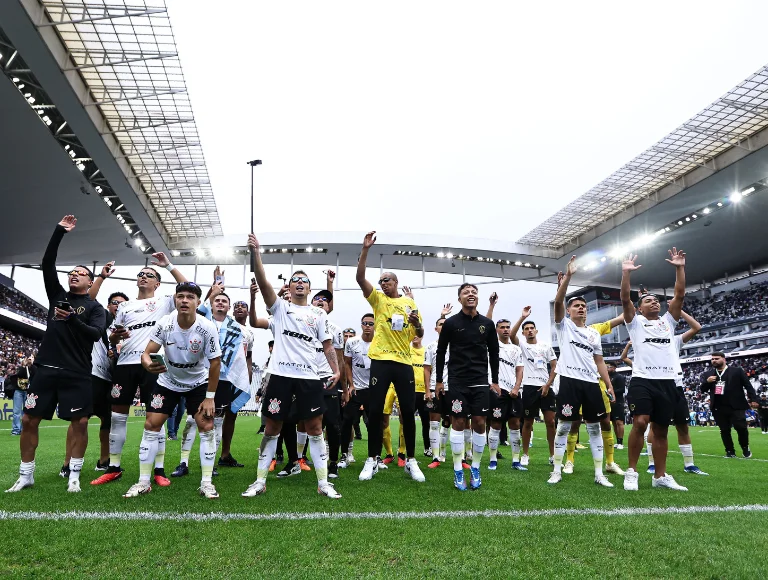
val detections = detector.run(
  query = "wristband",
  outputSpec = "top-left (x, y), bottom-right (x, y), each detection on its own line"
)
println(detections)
top-left (98, 273), bottom-right (106, 280)
top-left (205, 391), bottom-right (215, 399)
top-left (165, 263), bottom-right (175, 272)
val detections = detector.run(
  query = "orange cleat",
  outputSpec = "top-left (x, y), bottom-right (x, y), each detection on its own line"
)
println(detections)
top-left (298, 458), bottom-right (311, 471)
top-left (269, 459), bottom-right (276, 472)
top-left (91, 469), bottom-right (123, 486)
top-left (153, 474), bottom-right (171, 487)
top-left (427, 459), bottom-right (441, 469)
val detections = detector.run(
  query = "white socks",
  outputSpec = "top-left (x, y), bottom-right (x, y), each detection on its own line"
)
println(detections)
top-left (429, 421), bottom-right (440, 458)
top-left (309, 434), bottom-right (328, 485)
top-left (463, 428), bottom-right (472, 459)
top-left (553, 421), bottom-right (571, 473)
top-left (138, 429), bottom-right (159, 483)
top-left (256, 434), bottom-right (278, 482)
top-left (439, 426), bottom-right (449, 459)
top-left (297, 431), bottom-right (308, 458)
top-left (647, 442), bottom-right (655, 467)
top-left (488, 428), bottom-right (501, 461)
top-left (108, 412), bottom-right (128, 467)
top-left (199, 429), bottom-right (216, 483)
top-left (155, 428), bottom-right (166, 470)
top-left (471, 431), bottom-right (486, 469)
top-left (510, 429), bottom-right (521, 463)
top-left (586, 422), bottom-right (604, 477)
top-left (680, 443), bottom-right (694, 467)
top-left (450, 428), bottom-right (465, 470)
top-left (68, 457), bottom-right (83, 484)
top-left (180, 415), bottom-right (197, 465)
top-left (214, 416), bottom-right (224, 453)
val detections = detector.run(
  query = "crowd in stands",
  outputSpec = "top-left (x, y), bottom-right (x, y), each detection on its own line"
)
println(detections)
top-left (681, 280), bottom-right (768, 327)
top-left (0, 284), bottom-right (47, 324)
top-left (0, 328), bottom-right (40, 378)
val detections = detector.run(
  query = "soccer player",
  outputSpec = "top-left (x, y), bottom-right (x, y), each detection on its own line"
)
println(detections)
top-left (122, 281), bottom-right (222, 499)
top-left (355, 231), bottom-right (425, 483)
top-left (621, 249), bottom-right (689, 491)
top-left (339, 314), bottom-right (375, 468)
top-left (242, 233), bottom-right (341, 499)
top-left (425, 307), bottom-right (453, 468)
top-left (549, 256), bottom-right (614, 488)
top-left (436, 283), bottom-right (499, 491)
top-left (507, 305), bottom-right (557, 467)
top-left (6, 215), bottom-right (106, 494)
top-left (487, 319), bottom-right (525, 470)
top-left (92, 252), bottom-right (188, 486)
top-left (310, 288), bottom-right (345, 477)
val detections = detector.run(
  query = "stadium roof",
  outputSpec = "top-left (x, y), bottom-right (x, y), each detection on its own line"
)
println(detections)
top-left (519, 65), bottom-right (768, 250)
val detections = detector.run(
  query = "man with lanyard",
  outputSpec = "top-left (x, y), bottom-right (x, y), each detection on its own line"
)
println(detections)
top-left (123, 281), bottom-right (222, 499)
top-left (621, 249), bottom-right (689, 491)
top-left (436, 283), bottom-right (500, 491)
top-left (92, 252), bottom-right (188, 487)
top-left (310, 288), bottom-right (345, 478)
top-left (339, 313), bottom-right (375, 469)
top-left (549, 256), bottom-right (615, 488)
top-left (7, 357), bottom-right (35, 437)
top-left (61, 262), bottom-right (127, 476)
top-left (506, 305), bottom-right (558, 468)
top-left (487, 317), bottom-right (525, 471)
top-left (425, 306), bottom-right (453, 469)
top-left (7, 215), bottom-right (106, 494)
top-left (242, 233), bottom-right (341, 499)
top-left (355, 231), bottom-right (425, 483)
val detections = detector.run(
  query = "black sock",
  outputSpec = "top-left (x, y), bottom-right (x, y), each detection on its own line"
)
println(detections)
top-left (617, 437), bottom-right (623, 445)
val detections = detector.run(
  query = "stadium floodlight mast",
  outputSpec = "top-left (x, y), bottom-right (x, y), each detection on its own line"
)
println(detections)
top-left (246, 159), bottom-right (262, 272)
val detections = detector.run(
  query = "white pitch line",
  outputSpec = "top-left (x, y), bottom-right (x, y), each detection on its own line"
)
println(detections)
top-left (1, 504), bottom-right (767, 523)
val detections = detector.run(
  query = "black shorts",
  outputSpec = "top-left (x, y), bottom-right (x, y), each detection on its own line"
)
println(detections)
top-left (261, 374), bottom-right (325, 422)
top-left (212, 380), bottom-right (235, 415)
top-left (671, 387), bottom-right (690, 426)
top-left (112, 363), bottom-right (159, 408)
top-left (91, 375), bottom-right (113, 419)
top-left (322, 377), bottom-right (341, 425)
top-left (23, 365), bottom-right (92, 421)
top-left (147, 383), bottom-right (208, 417)
top-left (490, 390), bottom-right (523, 423)
top-left (342, 388), bottom-right (371, 421)
top-left (522, 384), bottom-right (556, 419)
top-left (556, 376), bottom-right (606, 422)
top-left (448, 384), bottom-right (489, 418)
top-left (610, 397), bottom-right (626, 422)
top-left (627, 377), bottom-right (679, 425)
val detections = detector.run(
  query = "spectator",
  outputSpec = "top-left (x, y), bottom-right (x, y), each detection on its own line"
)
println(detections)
top-left (0, 284), bottom-right (48, 324)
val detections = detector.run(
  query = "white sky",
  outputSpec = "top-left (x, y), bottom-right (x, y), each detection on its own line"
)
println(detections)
top-left (7, 1), bottom-right (768, 359)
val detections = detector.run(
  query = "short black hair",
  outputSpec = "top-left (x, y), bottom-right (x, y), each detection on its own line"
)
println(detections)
top-left (213, 292), bottom-right (230, 303)
top-left (458, 282), bottom-right (478, 297)
top-left (435, 317), bottom-right (446, 327)
top-left (268, 340), bottom-right (274, 347)
top-left (175, 281), bottom-right (202, 298)
top-left (108, 292), bottom-right (129, 303)
top-left (141, 266), bottom-right (161, 282)
top-left (496, 319), bottom-right (511, 327)
top-left (76, 265), bottom-right (95, 280)
top-left (711, 351), bottom-right (726, 358)
top-left (522, 321), bottom-right (536, 330)
top-left (361, 313), bottom-right (374, 321)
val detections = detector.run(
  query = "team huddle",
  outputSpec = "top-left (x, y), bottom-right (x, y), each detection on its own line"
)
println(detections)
top-left (7, 218), bottom-right (725, 499)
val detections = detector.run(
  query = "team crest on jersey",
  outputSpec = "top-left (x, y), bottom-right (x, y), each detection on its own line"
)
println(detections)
top-left (267, 398), bottom-right (281, 414)
top-left (630, 404), bottom-right (635, 412)
top-left (76, 306), bottom-right (85, 315)
top-left (190, 339), bottom-right (202, 353)
top-left (371, 377), bottom-right (378, 386)
top-left (479, 325), bottom-right (486, 334)
top-left (492, 408), bottom-right (502, 418)
top-left (24, 393), bottom-right (38, 409)
top-left (146, 301), bottom-right (157, 313)
top-left (452, 399), bottom-right (463, 414)
top-left (111, 385), bottom-right (122, 399)
top-left (561, 404), bottom-right (573, 417)
top-left (525, 409), bottom-right (530, 416)
top-left (305, 315), bottom-right (316, 327)
top-left (150, 394), bottom-right (164, 409)
top-left (658, 321), bottom-right (668, 332)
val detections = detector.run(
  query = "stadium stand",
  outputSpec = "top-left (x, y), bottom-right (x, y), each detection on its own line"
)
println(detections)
top-left (0, 283), bottom-right (47, 324)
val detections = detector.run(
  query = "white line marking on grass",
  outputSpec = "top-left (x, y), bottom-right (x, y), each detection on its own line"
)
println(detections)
top-left (2, 504), bottom-right (768, 522)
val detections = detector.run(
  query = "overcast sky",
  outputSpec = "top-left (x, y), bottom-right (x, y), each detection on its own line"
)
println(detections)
top-left (6, 1), bottom-right (768, 359)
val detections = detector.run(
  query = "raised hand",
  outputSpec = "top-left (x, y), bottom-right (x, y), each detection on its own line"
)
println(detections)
top-left (402, 286), bottom-right (414, 300)
top-left (214, 265), bottom-right (225, 282)
top-left (151, 252), bottom-right (170, 268)
top-left (489, 292), bottom-right (498, 305)
top-left (362, 231), bottom-right (377, 249)
top-left (440, 303), bottom-right (453, 317)
top-left (622, 254), bottom-right (642, 272)
top-left (247, 233), bottom-right (260, 251)
top-left (557, 271), bottom-right (564, 287)
top-left (58, 215), bottom-right (77, 232)
top-left (250, 281), bottom-right (260, 297)
top-left (210, 281), bottom-right (225, 299)
top-left (565, 255), bottom-right (577, 277)
top-left (100, 261), bottom-right (116, 279)
top-left (522, 305), bottom-right (532, 318)
top-left (666, 247), bottom-right (686, 268)
top-left (326, 269), bottom-right (336, 282)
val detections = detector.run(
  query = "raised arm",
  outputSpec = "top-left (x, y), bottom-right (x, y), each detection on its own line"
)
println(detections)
top-left (665, 247), bottom-right (686, 320)
top-left (607, 313), bottom-right (624, 329)
top-left (356, 231), bottom-right (376, 298)
top-left (554, 257), bottom-right (577, 324)
top-left (510, 306), bottom-right (531, 346)
top-left (152, 252), bottom-right (187, 283)
top-left (680, 310), bottom-right (701, 343)
top-left (435, 321), bottom-right (450, 383)
top-left (486, 292), bottom-right (498, 319)
top-left (620, 254), bottom-right (641, 324)
top-left (620, 341), bottom-right (633, 367)
top-left (43, 216), bottom-right (75, 299)
top-left (247, 279), bottom-right (270, 329)
top-left (247, 234), bottom-right (277, 308)
top-left (326, 269), bottom-right (336, 314)
top-left (89, 261), bottom-right (115, 300)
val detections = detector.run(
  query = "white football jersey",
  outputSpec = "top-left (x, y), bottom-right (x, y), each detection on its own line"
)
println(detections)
top-left (239, 322), bottom-right (255, 355)
top-left (554, 317), bottom-right (602, 382)
top-left (495, 341), bottom-right (524, 392)
top-left (519, 341), bottom-right (557, 388)
top-left (266, 299), bottom-right (331, 379)
top-left (344, 336), bottom-right (372, 390)
top-left (625, 312), bottom-right (681, 381)
top-left (316, 319), bottom-right (344, 378)
top-left (150, 312), bottom-right (222, 392)
top-left (424, 339), bottom-right (449, 392)
top-left (114, 295), bottom-right (175, 366)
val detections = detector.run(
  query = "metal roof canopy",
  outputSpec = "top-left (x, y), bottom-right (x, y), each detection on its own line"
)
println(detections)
top-left (519, 64), bottom-right (768, 250)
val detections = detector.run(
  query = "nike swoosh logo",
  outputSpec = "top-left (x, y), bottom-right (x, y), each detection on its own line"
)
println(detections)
top-left (311, 407), bottom-right (321, 412)
top-left (71, 408), bottom-right (83, 412)
top-left (481, 408), bottom-right (488, 412)
top-left (167, 342), bottom-right (176, 345)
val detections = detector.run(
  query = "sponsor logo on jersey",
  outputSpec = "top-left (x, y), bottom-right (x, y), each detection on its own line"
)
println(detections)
top-left (24, 393), bottom-right (38, 409)
top-left (569, 340), bottom-right (594, 353)
top-left (111, 385), bottom-right (122, 399)
top-left (561, 404), bottom-right (573, 417)
top-left (128, 321), bottom-right (157, 331)
top-left (150, 394), bottom-right (164, 409)
top-left (642, 338), bottom-right (671, 344)
top-left (282, 329), bottom-right (313, 342)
